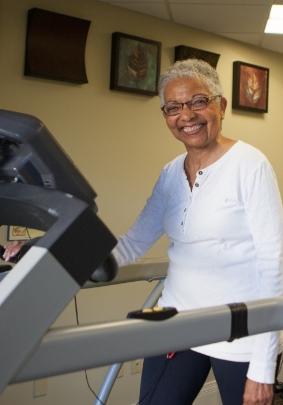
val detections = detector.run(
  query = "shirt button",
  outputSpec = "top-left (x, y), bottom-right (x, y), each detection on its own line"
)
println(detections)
top-left (198, 171), bottom-right (203, 175)
top-left (195, 183), bottom-right (199, 187)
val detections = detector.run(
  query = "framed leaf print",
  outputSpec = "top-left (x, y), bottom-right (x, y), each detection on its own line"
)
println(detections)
top-left (232, 61), bottom-right (269, 113)
top-left (110, 32), bottom-right (161, 96)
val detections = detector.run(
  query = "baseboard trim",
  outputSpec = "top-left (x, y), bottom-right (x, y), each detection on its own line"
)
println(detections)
top-left (198, 380), bottom-right (219, 397)
top-left (194, 380), bottom-right (222, 405)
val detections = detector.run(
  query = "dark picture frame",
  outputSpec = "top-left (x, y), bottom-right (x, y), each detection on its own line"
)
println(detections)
top-left (232, 61), bottom-right (269, 113)
top-left (24, 8), bottom-right (91, 84)
top-left (110, 32), bottom-right (162, 96)
top-left (175, 45), bottom-right (220, 69)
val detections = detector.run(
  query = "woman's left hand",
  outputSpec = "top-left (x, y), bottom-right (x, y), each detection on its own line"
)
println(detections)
top-left (243, 378), bottom-right (273, 404)
top-left (2, 241), bottom-right (25, 262)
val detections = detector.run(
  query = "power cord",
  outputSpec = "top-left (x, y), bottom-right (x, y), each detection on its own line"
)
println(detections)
top-left (73, 296), bottom-right (171, 404)
top-left (134, 357), bottom-right (170, 405)
top-left (73, 296), bottom-right (106, 405)
top-left (26, 227), bottom-right (31, 240)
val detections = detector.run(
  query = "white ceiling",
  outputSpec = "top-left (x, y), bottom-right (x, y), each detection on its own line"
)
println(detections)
top-left (97, 0), bottom-right (283, 55)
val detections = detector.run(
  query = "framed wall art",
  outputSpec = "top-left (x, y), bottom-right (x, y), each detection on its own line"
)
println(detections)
top-left (24, 8), bottom-right (91, 84)
top-left (175, 45), bottom-right (220, 69)
top-left (110, 32), bottom-right (162, 96)
top-left (7, 226), bottom-right (45, 241)
top-left (232, 61), bottom-right (269, 113)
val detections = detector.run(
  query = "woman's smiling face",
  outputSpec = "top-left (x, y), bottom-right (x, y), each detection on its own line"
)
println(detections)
top-left (163, 77), bottom-right (227, 151)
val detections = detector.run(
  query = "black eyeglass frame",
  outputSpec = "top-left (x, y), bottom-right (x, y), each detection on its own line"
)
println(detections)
top-left (161, 94), bottom-right (222, 116)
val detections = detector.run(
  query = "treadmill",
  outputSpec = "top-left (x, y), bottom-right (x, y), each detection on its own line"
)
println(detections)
top-left (1, 109), bottom-right (283, 404)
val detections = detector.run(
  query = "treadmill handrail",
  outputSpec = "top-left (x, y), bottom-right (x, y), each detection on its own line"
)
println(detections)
top-left (83, 257), bottom-right (168, 288)
top-left (12, 295), bottom-right (283, 383)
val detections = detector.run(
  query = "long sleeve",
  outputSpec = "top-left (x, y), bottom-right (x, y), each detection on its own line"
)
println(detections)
top-left (113, 169), bottom-right (167, 267)
top-left (243, 159), bottom-right (283, 383)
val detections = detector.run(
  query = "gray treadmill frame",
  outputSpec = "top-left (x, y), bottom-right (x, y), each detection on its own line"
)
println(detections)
top-left (8, 260), bottom-right (283, 388)
top-left (0, 183), bottom-right (116, 395)
top-left (0, 105), bottom-right (118, 397)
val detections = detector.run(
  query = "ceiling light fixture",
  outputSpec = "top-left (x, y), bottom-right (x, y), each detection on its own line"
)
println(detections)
top-left (265, 5), bottom-right (283, 34)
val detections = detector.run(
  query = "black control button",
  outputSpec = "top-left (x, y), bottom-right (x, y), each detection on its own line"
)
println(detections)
top-left (127, 307), bottom-right (178, 321)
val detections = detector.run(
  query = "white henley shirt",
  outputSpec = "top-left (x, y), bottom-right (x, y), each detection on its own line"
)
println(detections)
top-left (113, 141), bottom-right (283, 383)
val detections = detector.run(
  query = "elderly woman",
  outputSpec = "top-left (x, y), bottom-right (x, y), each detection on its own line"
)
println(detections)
top-left (112, 59), bottom-right (283, 405)
top-left (2, 59), bottom-right (283, 405)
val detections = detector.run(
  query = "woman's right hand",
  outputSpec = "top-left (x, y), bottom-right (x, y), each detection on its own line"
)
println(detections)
top-left (2, 241), bottom-right (25, 262)
top-left (243, 378), bottom-right (273, 405)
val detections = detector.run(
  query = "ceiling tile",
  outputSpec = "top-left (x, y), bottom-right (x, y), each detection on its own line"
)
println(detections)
top-left (171, 4), bottom-right (270, 33)
top-left (103, 2), bottom-right (169, 19)
top-left (95, 0), bottom-right (283, 55)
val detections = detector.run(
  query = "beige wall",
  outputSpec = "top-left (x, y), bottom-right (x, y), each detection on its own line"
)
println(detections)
top-left (1, 0), bottom-right (283, 404)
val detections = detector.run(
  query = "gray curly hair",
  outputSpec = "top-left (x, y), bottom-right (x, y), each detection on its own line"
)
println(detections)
top-left (158, 58), bottom-right (223, 106)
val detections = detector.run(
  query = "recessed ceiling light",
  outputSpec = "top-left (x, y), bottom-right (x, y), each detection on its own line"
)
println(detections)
top-left (270, 5), bottom-right (283, 20)
top-left (265, 19), bottom-right (283, 34)
top-left (265, 5), bottom-right (283, 33)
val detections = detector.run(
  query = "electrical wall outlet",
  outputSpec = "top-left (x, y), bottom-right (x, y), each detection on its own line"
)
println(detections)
top-left (131, 359), bottom-right (143, 374)
top-left (33, 378), bottom-right (48, 397)
top-left (117, 363), bottom-right (124, 378)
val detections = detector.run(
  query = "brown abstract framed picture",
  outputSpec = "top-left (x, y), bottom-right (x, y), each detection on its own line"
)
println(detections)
top-left (110, 32), bottom-right (161, 96)
top-left (25, 8), bottom-right (91, 84)
top-left (232, 61), bottom-right (269, 113)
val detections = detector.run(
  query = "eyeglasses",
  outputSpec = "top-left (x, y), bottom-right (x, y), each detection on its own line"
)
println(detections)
top-left (161, 95), bottom-right (222, 116)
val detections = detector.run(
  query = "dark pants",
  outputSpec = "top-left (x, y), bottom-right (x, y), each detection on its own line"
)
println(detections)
top-left (139, 349), bottom-right (279, 405)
